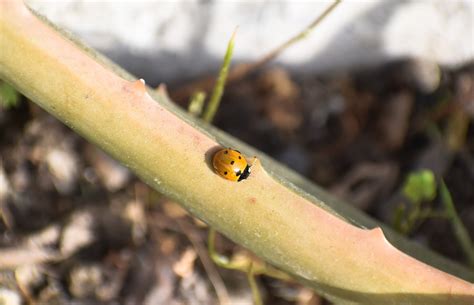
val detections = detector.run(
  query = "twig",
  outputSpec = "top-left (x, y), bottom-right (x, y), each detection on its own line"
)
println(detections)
top-left (171, 0), bottom-right (342, 103)
top-left (227, 0), bottom-right (342, 82)
top-left (0, 247), bottom-right (62, 268)
top-left (176, 219), bottom-right (231, 305)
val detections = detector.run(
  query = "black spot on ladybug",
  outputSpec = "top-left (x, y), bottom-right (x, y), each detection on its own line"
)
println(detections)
top-left (238, 156), bottom-right (241, 159)
top-left (237, 165), bottom-right (251, 182)
top-left (230, 160), bottom-right (235, 165)
top-left (224, 150), bottom-right (228, 154)
top-left (224, 171), bottom-right (228, 175)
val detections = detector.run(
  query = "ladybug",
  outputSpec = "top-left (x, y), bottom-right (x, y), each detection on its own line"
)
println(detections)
top-left (212, 148), bottom-right (251, 182)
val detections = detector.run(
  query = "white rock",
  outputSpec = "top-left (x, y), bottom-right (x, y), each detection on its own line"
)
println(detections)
top-left (27, 224), bottom-right (61, 249)
top-left (15, 265), bottom-right (45, 296)
top-left (25, 0), bottom-right (473, 83)
top-left (87, 148), bottom-right (130, 192)
top-left (0, 288), bottom-right (21, 305)
top-left (60, 211), bottom-right (94, 256)
top-left (46, 148), bottom-right (78, 194)
top-left (0, 163), bottom-right (9, 201)
top-left (69, 264), bottom-right (103, 298)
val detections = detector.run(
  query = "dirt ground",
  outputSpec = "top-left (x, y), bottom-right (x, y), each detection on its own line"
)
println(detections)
top-left (0, 58), bottom-right (473, 304)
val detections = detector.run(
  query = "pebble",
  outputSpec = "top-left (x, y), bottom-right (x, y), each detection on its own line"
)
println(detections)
top-left (0, 288), bottom-right (21, 305)
top-left (68, 264), bottom-right (103, 298)
top-left (46, 148), bottom-right (79, 194)
top-left (60, 211), bottom-right (95, 256)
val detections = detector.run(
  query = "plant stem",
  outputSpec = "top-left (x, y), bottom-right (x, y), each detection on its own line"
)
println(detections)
top-left (247, 263), bottom-right (263, 305)
top-left (202, 29), bottom-right (237, 123)
top-left (188, 91), bottom-right (206, 117)
top-left (440, 180), bottom-right (474, 268)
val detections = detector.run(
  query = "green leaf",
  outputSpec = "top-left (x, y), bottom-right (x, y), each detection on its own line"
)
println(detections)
top-left (0, 81), bottom-right (20, 109)
top-left (402, 169), bottom-right (437, 204)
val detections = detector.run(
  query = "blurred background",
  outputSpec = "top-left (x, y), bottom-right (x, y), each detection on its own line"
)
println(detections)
top-left (0, 1), bottom-right (473, 304)
top-left (27, 0), bottom-right (473, 83)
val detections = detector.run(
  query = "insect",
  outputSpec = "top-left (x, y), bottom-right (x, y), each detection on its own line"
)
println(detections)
top-left (212, 148), bottom-right (252, 182)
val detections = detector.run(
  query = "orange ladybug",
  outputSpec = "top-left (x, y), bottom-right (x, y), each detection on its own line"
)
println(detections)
top-left (212, 148), bottom-right (251, 182)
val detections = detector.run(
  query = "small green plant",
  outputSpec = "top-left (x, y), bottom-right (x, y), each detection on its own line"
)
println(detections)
top-left (403, 169), bottom-right (437, 204)
top-left (393, 169), bottom-right (439, 235)
top-left (207, 228), bottom-right (291, 305)
top-left (0, 81), bottom-right (20, 109)
top-left (201, 29), bottom-right (236, 123)
top-left (394, 169), bottom-right (474, 268)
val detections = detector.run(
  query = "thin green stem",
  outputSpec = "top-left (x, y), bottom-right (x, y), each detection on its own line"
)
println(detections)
top-left (247, 263), bottom-right (263, 305)
top-left (202, 29), bottom-right (237, 123)
top-left (188, 91), bottom-right (206, 117)
top-left (208, 228), bottom-right (231, 268)
top-left (440, 180), bottom-right (474, 268)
